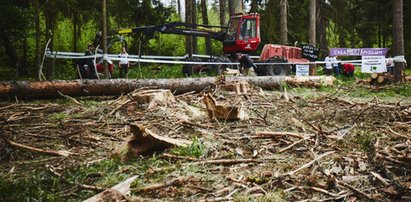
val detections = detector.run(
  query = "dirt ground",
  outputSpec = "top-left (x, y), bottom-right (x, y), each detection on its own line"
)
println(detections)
top-left (0, 82), bottom-right (410, 201)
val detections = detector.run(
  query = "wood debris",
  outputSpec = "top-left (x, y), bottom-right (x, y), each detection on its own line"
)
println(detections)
top-left (0, 80), bottom-right (410, 201)
top-left (203, 93), bottom-right (247, 121)
top-left (113, 124), bottom-right (191, 160)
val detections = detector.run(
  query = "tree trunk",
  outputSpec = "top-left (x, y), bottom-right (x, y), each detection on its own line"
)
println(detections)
top-left (192, 0), bottom-right (198, 54)
top-left (34, 0), bottom-right (42, 81)
top-left (219, 0), bottom-right (226, 26)
top-left (177, 0), bottom-right (182, 20)
top-left (228, 0), bottom-right (243, 14)
top-left (2, 37), bottom-right (19, 77)
top-left (73, 13), bottom-right (79, 52)
top-left (0, 76), bottom-right (335, 100)
top-left (18, 38), bottom-right (28, 77)
top-left (392, 0), bottom-right (405, 83)
top-left (102, 0), bottom-right (109, 79)
top-left (335, 0), bottom-right (346, 47)
top-left (228, 0), bottom-right (235, 15)
top-left (185, 0), bottom-right (193, 58)
top-left (44, 3), bottom-right (56, 80)
top-left (309, 0), bottom-right (316, 46)
top-left (250, 0), bottom-right (258, 13)
top-left (201, 0), bottom-right (212, 55)
top-left (309, 0), bottom-right (317, 76)
top-left (317, 0), bottom-right (328, 58)
top-left (280, 0), bottom-right (288, 45)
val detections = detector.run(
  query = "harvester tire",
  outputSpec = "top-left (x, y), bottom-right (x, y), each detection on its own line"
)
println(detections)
top-left (211, 57), bottom-right (233, 75)
top-left (182, 58), bottom-right (204, 76)
top-left (263, 56), bottom-right (291, 76)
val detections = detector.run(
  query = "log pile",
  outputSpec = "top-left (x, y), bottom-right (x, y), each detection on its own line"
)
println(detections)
top-left (366, 73), bottom-right (394, 85)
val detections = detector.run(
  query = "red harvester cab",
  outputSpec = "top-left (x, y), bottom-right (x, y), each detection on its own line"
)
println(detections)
top-left (223, 13), bottom-right (261, 54)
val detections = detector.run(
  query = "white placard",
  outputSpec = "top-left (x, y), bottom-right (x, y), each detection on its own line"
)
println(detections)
top-left (296, 65), bottom-right (310, 77)
top-left (361, 56), bottom-right (387, 73)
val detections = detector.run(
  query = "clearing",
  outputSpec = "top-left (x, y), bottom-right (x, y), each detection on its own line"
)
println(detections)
top-left (1, 81), bottom-right (410, 201)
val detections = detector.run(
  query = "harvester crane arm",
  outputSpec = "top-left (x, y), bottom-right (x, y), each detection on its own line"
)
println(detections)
top-left (118, 22), bottom-right (228, 42)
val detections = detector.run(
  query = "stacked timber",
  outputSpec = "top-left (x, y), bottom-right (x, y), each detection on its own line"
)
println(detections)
top-left (366, 73), bottom-right (393, 85)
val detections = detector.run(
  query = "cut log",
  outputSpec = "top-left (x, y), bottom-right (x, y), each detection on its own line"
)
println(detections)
top-left (377, 75), bottom-right (385, 84)
top-left (366, 77), bottom-right (373, 84)
top-left (203, 93), bottom-right (247, 121)
top-left (112, 124), bottom-right (191, 161)
top-left (0, 76), bottom-right (335, 100)
top-left (371, 73), bottom-right (379, 79)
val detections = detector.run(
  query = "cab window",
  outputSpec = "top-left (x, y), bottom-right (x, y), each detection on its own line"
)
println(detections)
top-left (239, 19), bottom-right (256, 40)
top-left (225, 18), bottom-right (241, 42)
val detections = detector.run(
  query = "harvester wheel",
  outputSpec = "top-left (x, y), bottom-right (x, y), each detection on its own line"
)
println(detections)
top-left (263, 56), bottom-right (291, 76)
top-left (211, 57), bottom-right (233, 75)
top-left (182, 58), bottom-right (204, 76)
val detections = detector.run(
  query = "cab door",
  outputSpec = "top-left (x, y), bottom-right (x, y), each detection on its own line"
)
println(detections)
top-left (237, 17), bottom-right (260, 53)
top-left (223, 14), bottom-right (260, 54)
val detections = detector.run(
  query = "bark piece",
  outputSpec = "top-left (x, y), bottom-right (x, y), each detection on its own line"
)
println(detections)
top-left (130, 89), bottom-right (175, 109)
top-left (203, 93), bottom-right (247, 121)
top-left (113, 124), bottom-right (190, 160)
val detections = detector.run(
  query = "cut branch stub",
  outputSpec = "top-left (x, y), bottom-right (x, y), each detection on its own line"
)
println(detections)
top-left (113, 124), bottom-right (190, 161)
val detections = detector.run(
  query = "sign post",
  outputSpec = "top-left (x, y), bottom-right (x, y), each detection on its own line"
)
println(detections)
top-left (302, 44), bottom-right (320, 61)
top-left (361, 56), bottom-right (387, 73)
top-left (296, 64), bottom-right (310, 77)
top-left (329, 48), bottom-right (388, 73)
top-left (302, 44), bottom-right (319, 76)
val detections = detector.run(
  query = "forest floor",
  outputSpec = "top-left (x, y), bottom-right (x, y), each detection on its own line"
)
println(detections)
top-left (0, 80), bottom-right (410, 201)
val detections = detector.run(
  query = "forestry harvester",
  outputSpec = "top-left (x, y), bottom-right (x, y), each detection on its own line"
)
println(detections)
top-left (117, 13), bottom-right (308, 76)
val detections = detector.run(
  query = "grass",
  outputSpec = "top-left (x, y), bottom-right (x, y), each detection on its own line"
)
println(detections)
top-left (235, 190), bottom-right (285, 202)
top-left (169, 137), bottom-right (205, 158)
top-left (126, 64), bottom-right (185, 79)
top-left (0, 156), bottom-right (175, 201)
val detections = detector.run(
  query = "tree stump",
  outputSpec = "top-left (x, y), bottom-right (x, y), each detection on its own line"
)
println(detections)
top-left (203, 93), bottom-right (247, 121)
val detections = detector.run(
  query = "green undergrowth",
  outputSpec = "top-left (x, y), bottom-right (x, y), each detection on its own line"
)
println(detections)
top-left (169, 137), bottom-right (205, 158)
top-left (235, 190), bottom-right (285, 202)
top-left (0, 138), bottom-right (208, 201)
top-left (0, 156), bottom-right (174, 201)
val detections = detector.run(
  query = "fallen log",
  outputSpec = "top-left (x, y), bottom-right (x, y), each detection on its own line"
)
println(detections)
top-left (0, 76), bottom-right (335, 100)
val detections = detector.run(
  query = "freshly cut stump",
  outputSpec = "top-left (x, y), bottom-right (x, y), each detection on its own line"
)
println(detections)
top-left (203, 93), bottom-right (247, 121)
